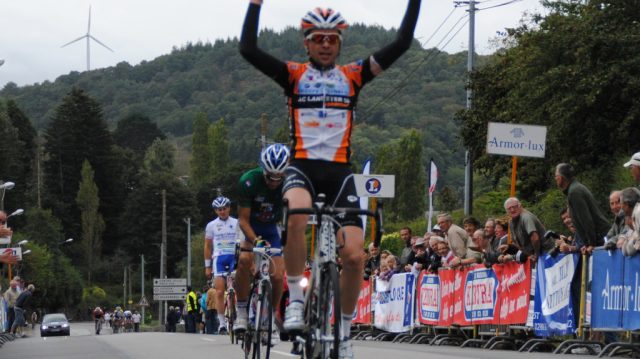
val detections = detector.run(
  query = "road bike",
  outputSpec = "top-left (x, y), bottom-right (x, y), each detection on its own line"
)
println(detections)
top-left (242, 243), bottom-right (282, 359)
top-left (225, 271), bottom-right (238, 344)
top-left (283, 194), bottom-right (383, 359)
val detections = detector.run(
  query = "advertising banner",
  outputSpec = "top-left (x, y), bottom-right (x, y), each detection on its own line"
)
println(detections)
top-left (417, 272), bottom-right (440, 325)
top-left (591, 249), bottom-right (624, 329)
top-left (438, 269), bottom-right (455, 327)
top-left (374, 273), bottom-right (415, 332)
top-left (464, 264), bottom-right (499, 325)
top-left (623, 254), bottom-right (640, 329)
top-left (495, 259), bottom-right (531, 325)
top-left (534, 253), bottom-right (579, 337)
top-left (354, 280), bottom-right (372, 324)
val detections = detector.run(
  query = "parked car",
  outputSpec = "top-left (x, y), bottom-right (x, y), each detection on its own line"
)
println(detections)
top-left (40, 313), bottom-right (70, 337)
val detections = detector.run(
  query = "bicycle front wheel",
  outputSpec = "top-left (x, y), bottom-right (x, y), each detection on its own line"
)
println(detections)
top-left (227, 290), bottom-right (237, 344)
top-left (253, 280), bottom-right (273, 359)
top-left (306, 262), bottom-right (341, 359)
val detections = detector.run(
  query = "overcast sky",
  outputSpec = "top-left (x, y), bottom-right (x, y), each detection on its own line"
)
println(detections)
top-left (0, 0), bottom-right (545, 88)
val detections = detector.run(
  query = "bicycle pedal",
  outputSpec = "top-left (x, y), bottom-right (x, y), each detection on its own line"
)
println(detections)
top-left (295, 335), bottom-right (307, 345)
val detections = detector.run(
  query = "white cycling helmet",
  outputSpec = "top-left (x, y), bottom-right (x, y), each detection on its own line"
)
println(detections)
top-left (301, 8), bottom-right (348, 36)
top-left (260, 144), bottom-right (290, 174)
top-left (211, 196), bottom-right (231, 209)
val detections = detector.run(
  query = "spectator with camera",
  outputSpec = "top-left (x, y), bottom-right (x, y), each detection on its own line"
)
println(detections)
top-left (504, 197), bottom-right (554, 262)
top-left (555, 163), bottom-right (610, 254)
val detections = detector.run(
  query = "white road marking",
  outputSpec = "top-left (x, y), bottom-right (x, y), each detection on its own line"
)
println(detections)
top-left (201, 337), bottom-right (218, 342)
top-left (271, 350), bottom-right (298, 357)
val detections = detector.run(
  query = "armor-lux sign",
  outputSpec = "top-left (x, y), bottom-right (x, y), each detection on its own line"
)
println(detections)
top-left (417, 272), bottom-right (440, 325)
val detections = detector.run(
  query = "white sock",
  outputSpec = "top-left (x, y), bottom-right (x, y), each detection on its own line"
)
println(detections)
top-left (287, 275), bottom-right (305, 304)
top-left (341, 313), bottom-right (352, 340)
top-left (236, 301), bottom-right (248, 318)
top-left (218, 313), bottom-right (226, 327)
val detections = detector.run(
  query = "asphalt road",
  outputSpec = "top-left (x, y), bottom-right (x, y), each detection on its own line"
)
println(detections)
top-left (1, 322), bottom-right (564, 359)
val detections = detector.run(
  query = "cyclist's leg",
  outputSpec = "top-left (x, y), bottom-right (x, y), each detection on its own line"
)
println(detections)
top-left (283, 187), bottom-right (311, 299)
top-left (270, 256), bottom-right (284, 317)
top-left (337, 225), bottom-right (364, 339)
top-left (234, 239), bottom-right (254, 330)
top-left (214, 276), bottom-right (227, 331)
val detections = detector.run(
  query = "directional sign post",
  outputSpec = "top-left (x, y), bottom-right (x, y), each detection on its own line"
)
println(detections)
top-left (153, 278), bottom-right (187, 301)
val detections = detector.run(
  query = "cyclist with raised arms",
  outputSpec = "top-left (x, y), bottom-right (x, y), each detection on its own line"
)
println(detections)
top-left (240, 0), bottom-right (421, 357)
top-left (204, 196), bottom-right (238, 334)
top-left (233, 144), bottom-right (290, 345)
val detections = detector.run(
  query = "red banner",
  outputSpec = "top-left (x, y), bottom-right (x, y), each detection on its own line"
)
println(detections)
top-left (438, 269), bottom-right (455, 326)
top-left (494, 259), bottom-right (531, 324)
top-left (354, 280), bottom-right (372, 324)
top-left (417, 272), bottom-right (440, 325)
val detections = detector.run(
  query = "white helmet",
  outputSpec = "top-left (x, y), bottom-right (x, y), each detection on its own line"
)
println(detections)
top-left (211, 196), bottom-right (231, 209)
top-left (259, 144), bottom-right (290, 174)
top-left (301, 8), bottom-right (348, 36)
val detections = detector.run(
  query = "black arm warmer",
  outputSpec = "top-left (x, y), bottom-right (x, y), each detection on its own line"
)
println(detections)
top-left (239, 3), bottom-right (288, 86)
top-left (372, 0), bottom-right (421, 70)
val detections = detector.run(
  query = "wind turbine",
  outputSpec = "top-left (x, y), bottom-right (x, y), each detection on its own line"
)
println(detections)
top-left (61, 6), bottom-right (113, 71)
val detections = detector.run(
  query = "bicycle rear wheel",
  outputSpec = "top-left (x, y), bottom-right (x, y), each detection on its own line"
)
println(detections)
top-left (305, 262), bottom-right (341, 359)
top-left (227, 290), bottom-right (237, 344)
top-left (253, 280), bottom-right (273, 359)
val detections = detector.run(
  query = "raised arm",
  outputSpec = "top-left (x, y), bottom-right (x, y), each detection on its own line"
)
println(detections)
top-left (369, 0), bottom-right (422, 76)
top-left (239, 0), bottom-right (289, 86)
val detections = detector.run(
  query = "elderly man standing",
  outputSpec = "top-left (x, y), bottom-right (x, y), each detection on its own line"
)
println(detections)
top-left (3, 280), bottom-right (19, 331)
top-left (505, 197), bottom-right (553, 260)
top-left (436, 213), bottom-right (471, 258)
top-left (623, 152), bottom-right (640, 185)
top-left (555, 163), bottom-right (610, 253)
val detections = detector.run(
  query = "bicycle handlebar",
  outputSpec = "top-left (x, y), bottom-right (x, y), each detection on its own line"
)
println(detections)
top-left (240, 247), bottom-right (283, 255)
top-left (281, 196), bottom-right (385, 248)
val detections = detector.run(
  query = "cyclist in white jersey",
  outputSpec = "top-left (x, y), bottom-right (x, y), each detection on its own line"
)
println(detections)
top-left (204, 196), bottom-right (239, 334)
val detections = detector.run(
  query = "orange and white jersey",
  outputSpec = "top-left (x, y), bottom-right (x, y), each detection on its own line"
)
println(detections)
top-left (285, 61), bottom-right (367, 163)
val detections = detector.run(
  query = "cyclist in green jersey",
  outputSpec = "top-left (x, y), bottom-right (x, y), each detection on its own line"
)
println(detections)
top-left (234, 144), bottom-right (290, 344)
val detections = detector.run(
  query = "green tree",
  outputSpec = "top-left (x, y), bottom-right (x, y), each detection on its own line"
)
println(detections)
top-left (142, 138), bottom-right (176, 176)
top-left (76, 160), bottom-right (105, 284)
top-left (5, 99), bottom-right (37, 212)
top-left (113, 113), bottom-right (166, 154)
top-left (0, 104), bottom-right (23, 211)
top-left (43, 88), bottom-right (122, 246)
top-left (395, 129), bottom-right (425, 220)
top-left (208, 118), bottom-right (230, 183)
top-left (190, 113), bottom-right (211, 188)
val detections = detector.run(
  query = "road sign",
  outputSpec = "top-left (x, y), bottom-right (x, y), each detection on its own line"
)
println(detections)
top-left (353, 174), bottom-right (395, 198)
top-left (153, 286), bottom-right (187, 294)
top-left (138, 296), bottom-right (149, 307)
top-left (486, 122), bottom-right (547, 158)
top-left (153, 278), bottom-right (186, 286)
top-left (153, 294), bottom-right (186, 301)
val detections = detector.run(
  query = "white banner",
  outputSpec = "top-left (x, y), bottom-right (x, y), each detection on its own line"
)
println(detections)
top-left (486, 122), bottom-right (547, 158)
top-left (374, 273), bottom-right (415, 332)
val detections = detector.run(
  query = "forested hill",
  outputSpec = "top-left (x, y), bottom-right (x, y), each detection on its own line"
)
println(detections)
top-left (2, 24), bottom-right (478, 186)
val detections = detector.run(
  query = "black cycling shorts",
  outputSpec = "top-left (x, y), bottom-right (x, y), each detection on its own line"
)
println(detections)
top-left (283, 160), bottom-right (362, 228)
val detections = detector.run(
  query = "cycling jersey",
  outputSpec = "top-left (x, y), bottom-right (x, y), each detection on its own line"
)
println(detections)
top-left (240, 0), bottom-right (421, 164)
top-left (238, 167), bottom-right (283, 225)
top-left (205, 216), bottom-right (239, 257)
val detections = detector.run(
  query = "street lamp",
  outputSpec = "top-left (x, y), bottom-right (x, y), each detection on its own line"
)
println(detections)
top-left (8, 209), bottom-right (24, 218)
top-left (22, 250), bottom-right (31, 255)
top-left (62, 238), bottom-right (74, 244)
top-left (17, 240), bottom-right (28, 246)
top-left (183, 217), bottom-right (192, 287)
top-left (0, 181), bottom-right (15, 211)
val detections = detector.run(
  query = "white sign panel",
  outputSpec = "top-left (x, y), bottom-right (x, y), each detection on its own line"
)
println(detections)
top-left (1, 247), bottom-right (22, 260)
top-left (0, 236), bottom-right (11, 245)
top-left (153, 286), bottom-right (187, 294)
top-left (354, 174), bottom-right (395, 198)
top-left (153, 294), bottom-right (187, 301)
top-left (486, 122), bottom-right (547, 158)
top-left (153, 278), bottom-right (187, 286)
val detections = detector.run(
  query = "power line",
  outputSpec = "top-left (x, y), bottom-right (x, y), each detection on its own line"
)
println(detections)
top-left (359, 14), bottom-right (470, 121)
top-left (476, 0), bottom-right (524, 11)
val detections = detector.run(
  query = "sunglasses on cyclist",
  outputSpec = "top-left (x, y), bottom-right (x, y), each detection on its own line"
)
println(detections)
top-left (305, 33), bottom-right (342, 45)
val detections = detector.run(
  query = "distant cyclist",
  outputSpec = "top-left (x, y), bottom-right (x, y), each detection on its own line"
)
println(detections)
top-left (93, 306), bottom-right (104, 334)
top-left (234, 144), bottom-right (290, 345)
top-left (240, 0), bottom-right (421, 357)
top-left (204, 196), bottom-right (239, 334)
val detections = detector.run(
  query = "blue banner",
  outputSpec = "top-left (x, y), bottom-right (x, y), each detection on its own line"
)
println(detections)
top-left (533, 253), bottom-right (579, 337)
top-left (623, 254), bottom-right (640, 329)
top-left (591, 249), bottom-right (624, 329)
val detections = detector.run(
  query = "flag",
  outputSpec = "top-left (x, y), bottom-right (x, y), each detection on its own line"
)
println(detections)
top-left (429, 160), bottom-right (438, 194)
